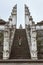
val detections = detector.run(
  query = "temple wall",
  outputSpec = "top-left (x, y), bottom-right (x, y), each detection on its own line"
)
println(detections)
top-left (0, 25), bottom-right (5, 30)
top-left (36, 25), bottom-right (43, 30)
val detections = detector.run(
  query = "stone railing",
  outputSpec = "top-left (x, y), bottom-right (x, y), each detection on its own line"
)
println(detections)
top-left (25, 25), bottom-right (31, 59)
top-left (25, 25), bottom-right (38, 60)
top-left (9, 25), bottom-right (16, 57)
top-left (3, 24), bottom-right (16, 60)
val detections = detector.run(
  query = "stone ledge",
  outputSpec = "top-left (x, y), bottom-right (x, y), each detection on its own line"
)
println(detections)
top-left (0, 59), bottom-right (43, 63)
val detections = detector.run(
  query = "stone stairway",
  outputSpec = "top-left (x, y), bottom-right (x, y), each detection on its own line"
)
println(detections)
top-left (37, 42), bottom-right (43, 59)
top-left (37, 30), bottom-right (43, 59)
top-left (9, 29), bottom-right (31, 59)
top-left (0, 45), bottom-right (3, 59)
top-left (0, 32), bottom-right (3, 59)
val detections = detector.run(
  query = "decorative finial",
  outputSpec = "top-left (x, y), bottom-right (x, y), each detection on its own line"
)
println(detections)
top-left (29, 16), bottom-right (33, 21)
top-left (19, 24), bottom-right (23, 29)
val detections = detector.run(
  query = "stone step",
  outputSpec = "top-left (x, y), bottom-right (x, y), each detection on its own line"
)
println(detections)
top-left (9, 29), bottom-right (31, 59)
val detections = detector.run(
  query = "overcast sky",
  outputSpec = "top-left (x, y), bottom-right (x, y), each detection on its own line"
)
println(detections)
top-left (0, 0), bottom-right (43, 24)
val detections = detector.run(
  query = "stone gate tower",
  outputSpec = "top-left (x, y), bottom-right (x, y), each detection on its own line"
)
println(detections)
top-left (3, 4), bottom-right (37, 60)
